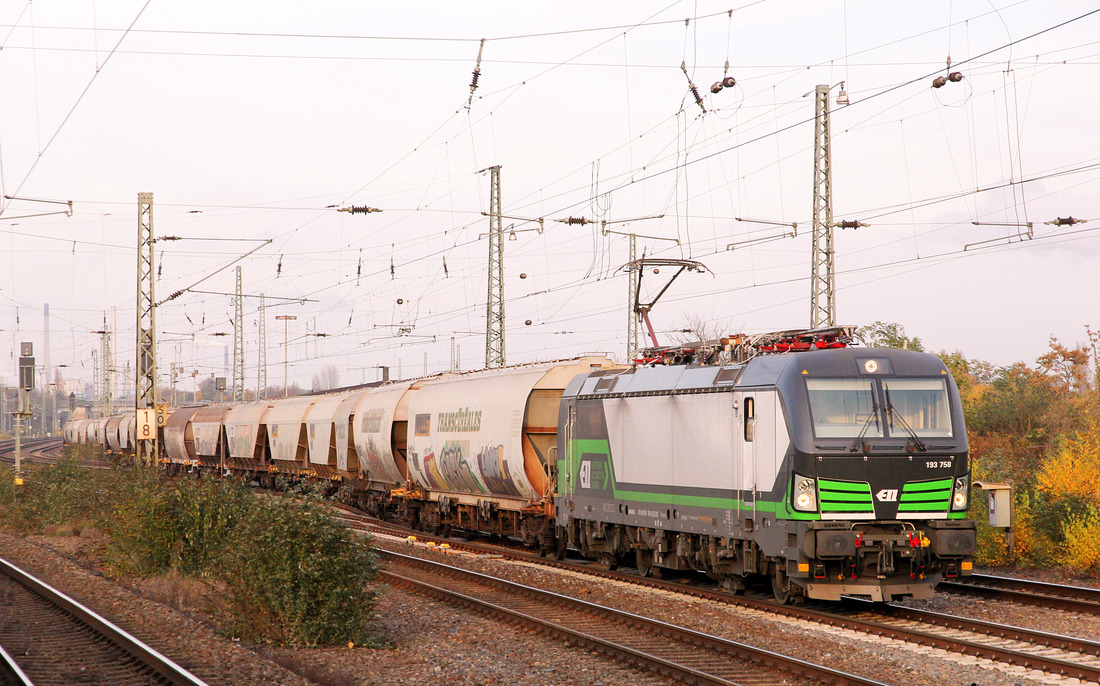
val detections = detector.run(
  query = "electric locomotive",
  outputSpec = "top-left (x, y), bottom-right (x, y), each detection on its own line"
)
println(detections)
top-left (63, 326), bottom-right (975, 603)
top-left (556, 327), bottom-right (975, 602)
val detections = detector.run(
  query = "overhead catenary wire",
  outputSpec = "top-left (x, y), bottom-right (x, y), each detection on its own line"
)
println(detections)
top-left (4, 1), bottom-right (1095, 386)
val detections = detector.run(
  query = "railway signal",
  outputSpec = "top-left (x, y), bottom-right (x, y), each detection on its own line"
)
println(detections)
top-left (13, 342), bottom-right (34, 485)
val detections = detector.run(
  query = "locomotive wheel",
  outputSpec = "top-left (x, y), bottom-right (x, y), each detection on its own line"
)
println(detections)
top-left (635, 549), bottom-right (661, 579)
top-left (772, 564), bottom-right (792, 604)
top-left (554, 535), bottom-right (567, 560)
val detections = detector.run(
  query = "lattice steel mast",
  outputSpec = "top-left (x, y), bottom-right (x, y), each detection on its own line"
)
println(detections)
top-left (810, 84), bottom-right (836, 328)
top-left (626, 234), bottom-right (639, 361)
top-left (92, 349), bottom-right (100, 415)
top-left (258, 293), bottom-right (267, 400)
top-left (99, 315), bottom-right (112, 416)
top-left (232, 266), bottom-right (245, 401)
top-left (135, 192), bottom-right (158, 464)
top-left (484, 165), bottom-right (505, 368)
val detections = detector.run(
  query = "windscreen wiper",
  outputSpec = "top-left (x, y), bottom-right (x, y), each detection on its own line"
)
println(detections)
top-left (884, 387), bottom-right (927, 453)
top-left (849, 400), bottom-right (880, 453)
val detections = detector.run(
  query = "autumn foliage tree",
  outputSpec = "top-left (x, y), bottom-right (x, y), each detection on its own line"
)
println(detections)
top-left (1034, 424), bottom-right (1100, 573)
top-left (930, 327), bottom-right (1100, 573)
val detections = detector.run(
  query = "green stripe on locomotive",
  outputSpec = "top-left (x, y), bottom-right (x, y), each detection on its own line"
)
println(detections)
top-left (559, 436), bottom-right (799, 518)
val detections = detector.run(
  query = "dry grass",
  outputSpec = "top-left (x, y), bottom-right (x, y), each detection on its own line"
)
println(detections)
top-left (260, 649), bottom-right (360, 686)
top-left (140, 568), bottom-right (217, 613)
top-left (42, 523), bottom-right (84, 537)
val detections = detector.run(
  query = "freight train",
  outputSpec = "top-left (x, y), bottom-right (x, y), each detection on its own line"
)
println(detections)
top-left (64, 326), bottom-right (976, 602)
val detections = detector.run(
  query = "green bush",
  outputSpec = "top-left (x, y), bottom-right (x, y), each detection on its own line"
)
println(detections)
top-left (2, 459), bottom-right (380, 646)
top-left (217, 495), bottom-right (378, 646)
top-left (102, 472), bottom-right (255, 577)
top-left (0, 457), bottom-right (109, 532)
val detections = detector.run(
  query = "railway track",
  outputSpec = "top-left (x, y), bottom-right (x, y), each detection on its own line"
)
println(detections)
top-left (380, 548), bottom-right (885, 686)
top-left (0, 437), bottom-right (116, 473)
top-left (0, 438), bottom-right (65, 468)
top-left (0, 555), bottom-right (209, 686)
top-left (941, 573), bottom-right (1100, 615)
top-left (339, 508), bottom-right (1100, 683)
top-left (0, 643), bottom-right (33, 686)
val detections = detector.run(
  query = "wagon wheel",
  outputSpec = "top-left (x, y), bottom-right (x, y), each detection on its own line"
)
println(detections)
top-left (635, 549), bottom-right (662, 579)
top-left (596, 552), bottom-right (618, 571)
top-left (772, 563), bottom-right (792, 604)
top-left (554, 534), bottom-right (568, 561)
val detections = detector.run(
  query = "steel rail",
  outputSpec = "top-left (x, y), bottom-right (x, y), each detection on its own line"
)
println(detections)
top-left (0, 438), bottom-right (64, 467)
top-left (866, 600), bottom-right (1100, 656)
top-left (347, 511), bottom-right (1100, 682)
top-left (941, 574), bottom-right (1100, 615)
top-left (379, 549), bottom-right (887, 686)
top-left (0, 643), bottom-right (34, 686)
top-left (0, 556), bottom-right (210, 686)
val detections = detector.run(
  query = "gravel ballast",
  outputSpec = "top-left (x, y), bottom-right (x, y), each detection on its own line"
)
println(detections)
top-left (1, 528), bottom-right (1096, 686)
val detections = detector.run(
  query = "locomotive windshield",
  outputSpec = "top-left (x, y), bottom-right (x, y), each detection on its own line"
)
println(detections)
top-left (805, 379), bottom-right (882, 438)
top-left (882, 378), bottom-right (953, 437)
top-left (805, 377), bottom-right (954, 439)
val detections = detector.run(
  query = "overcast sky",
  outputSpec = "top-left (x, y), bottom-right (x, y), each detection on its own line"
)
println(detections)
top-left (1, 1), bottom-right (1097, 395)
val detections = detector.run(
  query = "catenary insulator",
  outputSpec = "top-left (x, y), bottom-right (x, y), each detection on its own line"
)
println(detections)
top-left (722, 76), bottom-right (736, 88)
top-left (519, 272), bottom-right (527, 279)
top-left (397, 298), bottom-right (404, 304)
top-left (710, 82), bottom-right (723, 94)
top-left (836, 220), bottom-right (866, 229)
top-left (525, 320), bottom-right (532, 326)
top-left (1049, 217), bottom-right (1085, 226)
top-left (689, 83), bottom-right (705, 111)
top-left (932, 76), bottom-right (947, 89)
top-left (948, 71), bottom-right (964, 82)
top-left (339, 205), bottom-right (382, 214)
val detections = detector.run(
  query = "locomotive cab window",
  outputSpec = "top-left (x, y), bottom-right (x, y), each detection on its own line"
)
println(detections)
top-left (882, 378), bottom-right (953, 437)
top-left (805, 379), bottom-right (882, 438)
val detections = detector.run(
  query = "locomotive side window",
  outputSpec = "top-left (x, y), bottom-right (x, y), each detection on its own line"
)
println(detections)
top-left (744, 397), bottom-right (755, 442)
top-left (882, 378), bottom-right (953, 437)
top-left (805, 379), bottom-right (883, 438)
top-left (575, 400), bottom-right (606, 439)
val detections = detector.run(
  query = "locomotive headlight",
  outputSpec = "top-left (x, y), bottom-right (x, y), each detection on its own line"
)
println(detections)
top-left (793, 474), bottom-right (817, 512)
top-left (951, 475), bottom-right (969, 510)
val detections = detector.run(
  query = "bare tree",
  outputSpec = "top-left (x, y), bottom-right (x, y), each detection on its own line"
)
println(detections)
top-left (668, 313), bottom-right (733, 346)
top-left (311, 365), bottom-right (341, 392)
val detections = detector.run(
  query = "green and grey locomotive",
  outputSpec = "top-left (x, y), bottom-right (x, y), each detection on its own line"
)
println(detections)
top-left (555, 330), bottom-right (975, 602)
top-left (68, 326), bottom-right (975, 603)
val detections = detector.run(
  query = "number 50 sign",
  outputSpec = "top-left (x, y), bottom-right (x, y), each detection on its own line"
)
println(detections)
top-left (136, 408), bottom-right (156, 441)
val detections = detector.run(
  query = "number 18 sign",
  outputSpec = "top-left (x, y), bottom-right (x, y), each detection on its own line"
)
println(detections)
top-left (136, 408), bottom-right (156, 441)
